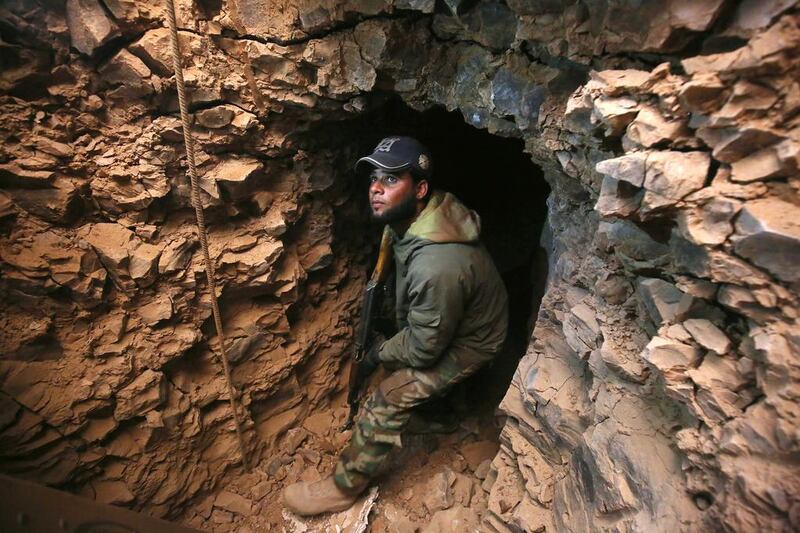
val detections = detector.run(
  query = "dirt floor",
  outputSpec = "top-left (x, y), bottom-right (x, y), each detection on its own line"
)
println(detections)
top-left (178, 390), bottom-right (503, 532)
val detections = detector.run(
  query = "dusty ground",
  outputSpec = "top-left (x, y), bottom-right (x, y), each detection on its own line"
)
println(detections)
top-left (178, 381), bottom-right (504, 532)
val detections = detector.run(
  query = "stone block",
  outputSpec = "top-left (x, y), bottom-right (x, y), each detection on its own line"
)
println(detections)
top-left (688, 354), bottom-right (747, 423)
top-left (733, 198), bottom-right (800, 282)
top-left (643, 151), bottom-right (710, 201)
top-left (214, 491), bottom-right (252, 515)
top-left (624, 106), bottom-right (688, 148)
top-left (597, 219), bottom-right (669, 267)
top-left (98, 49), bottom-right (153, 98)
top-left (423, 470), bottom-right (455, 513)
top-left (677, 196), bottom-right (740, 246)
top-left (594, 176), bottom-right (643, 217)
top-left (683, 318), bottom-right (731, 355)
top-left (460, 440), bottom-right (498, 471)
top-left (562, 303), bottom-right (600, 357)
top-left (138, 295), bottom-right (173, 327)
top-left (592, 96), bottom-right (640, 136)
top-left (114, 370), bottom-right (166, 421)
top-left (595, 153), bottom-right (647, 187)
top-left (642, 336), bottom-right (703, 384)
top-left (423, 505), bottom-right (481, 533)
top-left (66, 0), bottom-right (118, 55)
top-left (636, 278), bottom-right (693, 326)
top-left (158, 237), bottom-right (196, 275)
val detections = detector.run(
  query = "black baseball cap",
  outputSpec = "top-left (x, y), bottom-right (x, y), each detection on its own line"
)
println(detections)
top-left (355, 136), bottom-right (433, 178)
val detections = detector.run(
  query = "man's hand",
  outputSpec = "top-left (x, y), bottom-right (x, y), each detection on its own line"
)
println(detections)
top-left (357, 333), bottom-right (385, 380)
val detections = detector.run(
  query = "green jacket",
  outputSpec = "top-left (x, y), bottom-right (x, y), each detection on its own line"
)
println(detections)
top-left (378, 191), bottom-right (509, 369)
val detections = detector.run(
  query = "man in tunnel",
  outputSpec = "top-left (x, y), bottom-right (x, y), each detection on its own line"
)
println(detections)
top-left (282, 136), bottom-right (509, 516)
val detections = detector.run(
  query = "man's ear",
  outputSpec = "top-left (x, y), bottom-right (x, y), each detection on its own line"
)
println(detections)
top-left (415, 179), bottom-right (429, 200)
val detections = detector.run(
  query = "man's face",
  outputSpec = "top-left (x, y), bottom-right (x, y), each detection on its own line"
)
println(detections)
top-left (368, 169), bottom-right (418, 224)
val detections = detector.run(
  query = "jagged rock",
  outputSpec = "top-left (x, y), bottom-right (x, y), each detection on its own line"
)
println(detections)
top-left (98, 49), bottom-right (153, 98)
top-left (642, 336), bottom-right (702, 392)
top-left (128, 242), bottom-right (161, 288)
top-left (138, 296), bottom-right (173, 327)
top-left (65, 0), bottom-right (118, 55)
top-left (92, 480), bottom-right (135, 505)
top-left (461, 2), bottom-right (517, 51)
top-left (717, 284), bottom-right (756, 312)
top-left (730, 140), bottom-right (799, 182)
top-left (597, 220), bottom-right (669, 269)
top-left (562, 303), bottom-right (600, 357)
top-left (114, 370), bottom-right (166, 421)
top-left (451, 472), bottom-right (476, 507)
top-left (596, 151), bottom-right (709, 215)
top-left (677, 197), bottom-right (740, 246)
top-left (733, 198), bottom-right (800, 282)
top-left (423, 505), bottom-right (481, 533)
top-left (564, 90), bottom-right (594, 133)
top-left (280, 427), bottom-right (308, 455)
top-left (301, 410), bottom-right (333, 436)
top-left (592, 96), bottom-right (640, 136)
top-left (6, 179), bottom-right (82, 224)
top-left (636, 278), bottom-right (693, 326)
top-left (196, 105), bottom-right (237, 129)
top-left (423, 470), bottom-right (455, 513)
top-left (380, 503), bottom-right (419, 533)
top-left (214, 491), bottom-right (252, 515)
top-left (491, 68), bottom-right (546, 129)
top-left (688, 354), bottom-right (747, 423)
top-left (599, 335), bottom-right (649, 384)
top-left (595, 153), bottom-right (647, 187)
top-left (158, 237), bottom-right (196, 274)
top-left (624, 106), bottom-right (688, 148)
top-left (675, 277), bottom-right (717, 300)
top-left (594, 176), bottom-right (643, 217)
top-left (592, 70), bottom-right (651, 95)
top-left (33, 138), bottom-right (74, 159)
top-left (209, 157), bottom-right (264, 201)
top-left (0, 164), bottom-right (55, 188)
top-left (696, 124), bottom-right (783, 163)
top-left (682, 16), bottom-right (799, 76)
top-left (459, 440), bottom-right (497, 471)
top-left (78, 223), bottom-right (135, 289)
top-left (129, 28), bottom-right (198, 76)
top-left (595, 274), bottom-right (632, 305)
top-left (0, 193), bottom-right (15, 219)
top-left (683, 318), bottom-right (731, 355)
top-left (78, 223), bottom-right (163, 292)
top-left (642, 151), bottom-right (710, 202)
top-left (679, 72), bottom-right (726, 112)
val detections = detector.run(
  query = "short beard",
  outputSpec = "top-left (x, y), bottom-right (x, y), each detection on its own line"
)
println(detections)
top-left (371, 189), bottom-right (417, 224)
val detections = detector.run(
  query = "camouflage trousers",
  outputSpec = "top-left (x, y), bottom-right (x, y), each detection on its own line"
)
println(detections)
top-left (334, 347), bottom-right (494, 495)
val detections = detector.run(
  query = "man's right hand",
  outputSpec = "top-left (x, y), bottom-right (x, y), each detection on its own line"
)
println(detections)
top-left (357, 333), bottom-right (384, 380)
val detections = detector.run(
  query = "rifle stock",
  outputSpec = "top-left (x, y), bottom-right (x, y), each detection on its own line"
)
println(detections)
top-left (343, 226), bottom-right (394, 430)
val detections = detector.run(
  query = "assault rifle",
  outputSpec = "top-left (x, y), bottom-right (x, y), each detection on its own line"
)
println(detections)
top-left (343, 226), bottom-right (394, 430)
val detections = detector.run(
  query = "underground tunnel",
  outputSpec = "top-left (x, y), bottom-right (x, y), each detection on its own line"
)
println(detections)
top-left (1, 0), bottom-right (799, 532)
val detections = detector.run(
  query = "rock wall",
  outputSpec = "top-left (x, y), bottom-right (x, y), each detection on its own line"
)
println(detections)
top-left (1, 0), bottom-right (799, 530)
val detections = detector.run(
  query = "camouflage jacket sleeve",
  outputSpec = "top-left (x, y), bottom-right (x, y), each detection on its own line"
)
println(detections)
top-left (378, 255), bottom-right (466, 369)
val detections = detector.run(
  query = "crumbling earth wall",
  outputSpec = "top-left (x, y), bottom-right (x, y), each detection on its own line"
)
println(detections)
top-left (1, 0), bottom-right (799, 531)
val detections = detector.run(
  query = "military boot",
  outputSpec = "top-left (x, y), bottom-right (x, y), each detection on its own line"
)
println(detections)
top-left (282, 475), bottom-right (360, 516)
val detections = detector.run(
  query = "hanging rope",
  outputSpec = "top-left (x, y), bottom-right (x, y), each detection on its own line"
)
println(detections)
top-left (165, 0), bottom-right (251, 472)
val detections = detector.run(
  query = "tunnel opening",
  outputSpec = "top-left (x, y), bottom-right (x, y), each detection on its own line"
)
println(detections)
top-left (347, 96), bottom-right (551, 424)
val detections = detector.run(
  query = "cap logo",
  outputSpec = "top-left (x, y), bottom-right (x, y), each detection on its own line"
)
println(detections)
top-left (418, 154), bottom-right (429, 170)
top-left (375, 137), bottom-right (400, 152)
